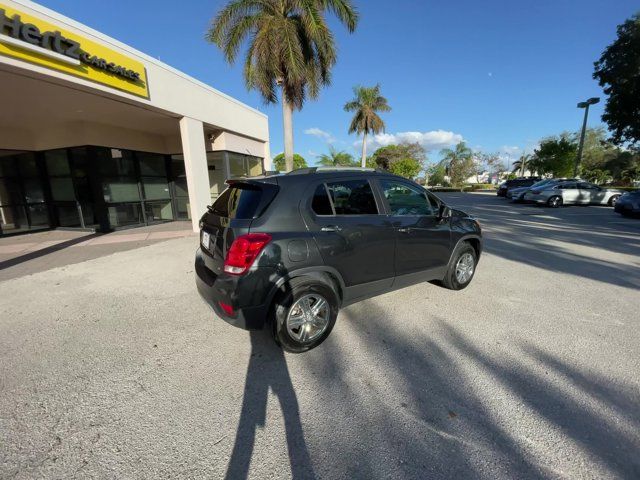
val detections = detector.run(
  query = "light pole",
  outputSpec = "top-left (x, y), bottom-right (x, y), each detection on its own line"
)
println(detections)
top-left (573, 97), bottom-right (600, 177)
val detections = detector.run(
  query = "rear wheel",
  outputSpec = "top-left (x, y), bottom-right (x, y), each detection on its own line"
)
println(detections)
top-left (608, 195), bottom-right (620, 207)
top-left (440, 242), bottom-right (477, 290)
top-left (271, 278), bottom-right (338, 353)
top-left (547, 195), bottom-right (563, 208)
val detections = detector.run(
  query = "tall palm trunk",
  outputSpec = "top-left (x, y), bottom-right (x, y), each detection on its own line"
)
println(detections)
top-left (282, 92), bottom-right (294, 172)
top-left (360, 131), bottom-right (367, 168)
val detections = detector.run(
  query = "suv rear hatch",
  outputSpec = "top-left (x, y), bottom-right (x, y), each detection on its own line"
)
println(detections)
top-left (199, 178), bottom-right (279, 273)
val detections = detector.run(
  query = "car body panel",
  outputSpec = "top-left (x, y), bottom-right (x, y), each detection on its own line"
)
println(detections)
top-left (196, 170), bottom-right (482, 330)
top-left (614, 191), bottom-right (640, 215)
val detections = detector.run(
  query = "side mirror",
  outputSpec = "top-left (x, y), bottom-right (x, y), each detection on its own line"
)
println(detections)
top-left (438, 204), bottom-right (451, 220)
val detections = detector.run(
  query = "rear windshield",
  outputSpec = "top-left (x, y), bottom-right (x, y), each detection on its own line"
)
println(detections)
top-left (210, 186), bottom-right (263, 219)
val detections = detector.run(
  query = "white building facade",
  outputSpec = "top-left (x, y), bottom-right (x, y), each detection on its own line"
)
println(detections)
top-left (0, 0), bottom-right (270, 235)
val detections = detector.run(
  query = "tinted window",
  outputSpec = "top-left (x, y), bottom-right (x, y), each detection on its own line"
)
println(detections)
top-left (578, 182), bottom-right (598, 190)
top-left (312, 184), bottom-right (333, 215)
top-left (211, 186), bottom-right (262, 219)
top-left (381, 180), bottom-right (433, 215)
top-left (326, 179), bottom-right (378, 215)
top-left (556, 182), bottom-right (577, 189)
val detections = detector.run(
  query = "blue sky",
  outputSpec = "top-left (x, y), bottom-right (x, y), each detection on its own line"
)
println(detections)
top-left (40, 0), bottom-right (639, 166)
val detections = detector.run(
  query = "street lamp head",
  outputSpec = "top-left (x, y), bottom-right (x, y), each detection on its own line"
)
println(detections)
top-left (577, 97), bottom-right (600, 108)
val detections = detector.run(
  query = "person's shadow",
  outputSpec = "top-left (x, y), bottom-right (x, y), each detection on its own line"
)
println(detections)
top-left (225, 328), bottom-right (316, 480)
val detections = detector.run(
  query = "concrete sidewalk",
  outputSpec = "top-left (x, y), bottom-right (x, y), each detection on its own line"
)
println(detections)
top-left (0, 222), bottom-right (196, 282)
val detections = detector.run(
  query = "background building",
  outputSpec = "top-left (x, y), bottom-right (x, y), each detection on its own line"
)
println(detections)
top-left (0, 0), bottom-right (270, 236)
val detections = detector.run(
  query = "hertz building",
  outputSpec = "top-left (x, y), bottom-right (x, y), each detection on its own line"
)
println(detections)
top-left (0, 0), bottom-right (271, 236)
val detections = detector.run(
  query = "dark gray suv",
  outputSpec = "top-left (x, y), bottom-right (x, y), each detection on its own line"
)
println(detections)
top-left (195, 168), bottom-right (482, 353)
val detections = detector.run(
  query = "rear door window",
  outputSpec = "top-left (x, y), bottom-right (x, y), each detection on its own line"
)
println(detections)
top-left (311, 184), bottom-right (333, 215)
top-left (210, 185), bottom-right (263, 219)
top-left (325, 179), bottom-right (378, 215)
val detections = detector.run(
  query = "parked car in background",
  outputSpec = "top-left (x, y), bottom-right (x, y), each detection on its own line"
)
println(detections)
top-left (507, 178), bottom-right (582, 202)
top-left (614, 190), bottom-right (640, 217)
top-left (497, 177), bottom-right (541, 197)
top-left (195, 167), bottom-right (482, 353)
top-left (524, 181), bottom-right (623, 208)
top-left (508, 178), bottom-right (561, 202)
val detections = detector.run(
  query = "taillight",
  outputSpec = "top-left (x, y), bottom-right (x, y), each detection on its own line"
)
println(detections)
top-left (219, 301), bottom-right (235, 316)
top-left (223, 233), bottom-right (272, 275)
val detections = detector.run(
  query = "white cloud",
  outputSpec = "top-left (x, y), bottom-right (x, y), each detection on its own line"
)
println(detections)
top-left (357, 130), bottom-right (464, 152)
top-left (499, 145), bottom-right (521, 156)
top-left (304, 127), bottom-right (335, 143)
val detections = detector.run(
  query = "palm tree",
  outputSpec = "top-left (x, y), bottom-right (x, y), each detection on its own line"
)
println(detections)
top-left (512, 154), bottom-right (531, 176)
top-left (344, 85), bottom-right (391, 167)
top-left (439, 142), bottom-right (474, 186)
top-left (317, 146), bottom-right (356, 166)
top-left (207, 1), bottom-right (358, 172)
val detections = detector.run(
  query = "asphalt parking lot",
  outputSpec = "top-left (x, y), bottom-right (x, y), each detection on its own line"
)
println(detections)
top-left (1, 192), bottom-right (639, 479)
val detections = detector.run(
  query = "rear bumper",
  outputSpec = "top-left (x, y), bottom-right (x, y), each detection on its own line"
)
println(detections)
top-left (195, 248), bottom-right (274, 330)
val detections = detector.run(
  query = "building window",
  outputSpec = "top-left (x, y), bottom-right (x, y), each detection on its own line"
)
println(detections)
top-left (0, 152), bottom-right (50, 235)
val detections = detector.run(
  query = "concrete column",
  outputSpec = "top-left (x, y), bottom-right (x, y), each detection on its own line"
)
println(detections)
top-left (179, 117), bottom-right (210, 232)
top-left (263, 140), bottom-right (272, 171)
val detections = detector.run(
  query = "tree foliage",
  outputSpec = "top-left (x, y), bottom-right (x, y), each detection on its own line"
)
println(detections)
top-left (344, 84), bottom-right (391, 165)
top-left (426, 162), bottom-right (447, 186)
top-left (344, 84), bottom-right (391, 136)
top-left (388, 157), bottom-right (422, 179)
top-left (273, 153), bottom-right (307, 171)
top-left (316, 147), bottom-right (357, 166)
top-left (439, 142), bottom-right (475, 186)
top-left (207, 0), bottom-right (358, 110)
top-left (529, 135), bottom-right (577, 178)
top-left (593, 13), bottom-right (640, 147)
top-left (370, 143), bottom-right (425, 179)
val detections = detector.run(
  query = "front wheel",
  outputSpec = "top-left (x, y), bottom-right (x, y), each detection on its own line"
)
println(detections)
top-left (608, 195), bottom-right (620, 207)
top-left (271, 278), bottom-right (338, 353)
top-left (440, 242), bottom-right (477, 290)
top-left (547, 195), bottom-right (563, 208)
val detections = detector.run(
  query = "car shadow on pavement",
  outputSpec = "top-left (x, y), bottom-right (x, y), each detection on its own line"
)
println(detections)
top-left (303, 301), bottom-right (640, 478)
top-left (225, 328), bottom-right (316, 480)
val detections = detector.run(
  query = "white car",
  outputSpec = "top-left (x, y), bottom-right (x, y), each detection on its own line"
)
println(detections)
top-left (523, 181), bottom-right (623, 208)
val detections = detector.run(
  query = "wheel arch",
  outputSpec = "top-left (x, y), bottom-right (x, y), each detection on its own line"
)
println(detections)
top-left (265, 266), bottom-right (346, 313)
top-left (445, 234), bottom-right (482, 270)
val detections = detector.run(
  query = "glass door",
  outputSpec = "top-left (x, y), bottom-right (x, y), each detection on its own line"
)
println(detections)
top-left (138, 152), bottom-right (173, 223)
top-left (0, 151), bottom-right (50, 235)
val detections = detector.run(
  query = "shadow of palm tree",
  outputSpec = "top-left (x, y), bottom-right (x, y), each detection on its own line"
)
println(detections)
top-left (297, 298), bottom-right (640, 478)
top-left (225, 329), bottom-right (316, 480)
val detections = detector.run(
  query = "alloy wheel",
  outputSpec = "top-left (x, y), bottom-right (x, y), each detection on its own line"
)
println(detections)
top-left (455, 253), bottom-right (475, 284)
top-left (286, 294), bottom-right (330, 343)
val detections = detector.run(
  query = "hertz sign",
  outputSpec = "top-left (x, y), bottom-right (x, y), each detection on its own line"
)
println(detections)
top-left (0, 3), bottom-right (149, 98)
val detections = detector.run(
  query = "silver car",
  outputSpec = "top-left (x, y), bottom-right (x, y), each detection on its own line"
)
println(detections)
top-left (507, 178), bottom-right (564, 201)
top-left (523, 181), bottom-right (623, 208)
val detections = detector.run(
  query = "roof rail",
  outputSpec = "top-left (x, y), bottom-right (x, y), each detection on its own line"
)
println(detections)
top-left (286, 166), bottom-right (377, 175)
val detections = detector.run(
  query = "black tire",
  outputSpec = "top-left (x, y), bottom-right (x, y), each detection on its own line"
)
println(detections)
top-left (440, 242), bottom-right (477, 290)
top-left (547, 195), bottom-right (563, 208)
top-left (608, 195), bottom-right (620, 207)
top-left (271, 277), bottom-right (339, 353)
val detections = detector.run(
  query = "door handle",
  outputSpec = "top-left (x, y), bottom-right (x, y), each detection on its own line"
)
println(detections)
top-left (398, 227), bottom-right (412, 233)
top-left (321, 225), bottom-right (342, 232)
